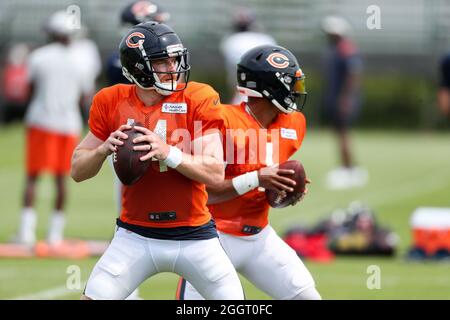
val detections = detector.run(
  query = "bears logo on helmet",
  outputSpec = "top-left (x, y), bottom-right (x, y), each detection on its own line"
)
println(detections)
top-left (125, 32), bottom-right (145, 48)
top-left (266, 52), bottom-right (290, 69)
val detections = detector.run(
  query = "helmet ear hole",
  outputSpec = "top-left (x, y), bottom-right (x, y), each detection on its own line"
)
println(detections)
top-left (255, 53), bottom-right (263, 61)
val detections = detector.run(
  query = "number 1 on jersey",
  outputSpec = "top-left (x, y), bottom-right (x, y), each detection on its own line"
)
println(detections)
top-left (153, 119), bottom-right (168, 172)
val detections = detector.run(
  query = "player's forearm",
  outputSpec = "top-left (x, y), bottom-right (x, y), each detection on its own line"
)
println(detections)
top-left (207, 170), bottom-right (261, 204)
top-left (71, 147), bottom-right (108, 182)
top-left (163, 132), bottom-right (225, 186)
top-left (174, 152), bottom-right (224, 186)
top-left (206, 179), bottom-right (240, 204)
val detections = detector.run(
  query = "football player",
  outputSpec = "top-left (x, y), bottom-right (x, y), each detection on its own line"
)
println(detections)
top-left (15, 11), bottom-right (86, 246)
top-left (71, 22), bottom-right (244, 300)
top-left (106, 0), bottom-right (170, 214)
top-left (105, 1), bottom-right (170, 300)
top-left (176, 45), bottom-right (321, 300)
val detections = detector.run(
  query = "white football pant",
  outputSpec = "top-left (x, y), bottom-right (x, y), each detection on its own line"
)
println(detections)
top-left (84, 227), bottom-right (244, 300)
top-left (180, 225), bottom-right (320, 300)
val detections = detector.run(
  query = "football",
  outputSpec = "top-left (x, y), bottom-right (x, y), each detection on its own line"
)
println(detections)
top-left (113, 124), bottom-right (151, 185)
top-left (265, 160), bottom-right (307, 208)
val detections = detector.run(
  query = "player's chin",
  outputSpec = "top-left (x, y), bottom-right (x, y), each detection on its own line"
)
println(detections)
top-left (159, 78), bottom-right (175, 84)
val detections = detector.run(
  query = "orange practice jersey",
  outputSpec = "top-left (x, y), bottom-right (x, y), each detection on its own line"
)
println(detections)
top-left (208, 103), bottom-right (306, 236)
top-left (88, 82), bottom-right (223, 228)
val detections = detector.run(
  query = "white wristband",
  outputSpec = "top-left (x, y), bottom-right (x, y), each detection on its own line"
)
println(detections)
top-left (232, 171), bottom-right (259, 195)
top-left (163, 146), bottom-right (183, 168)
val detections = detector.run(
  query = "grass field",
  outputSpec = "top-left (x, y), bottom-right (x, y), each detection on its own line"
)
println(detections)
top-left (1, 124), bottom-right (450, 300)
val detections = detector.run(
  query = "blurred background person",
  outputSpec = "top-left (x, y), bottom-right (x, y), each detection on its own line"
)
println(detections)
top-left (105, 0), bottom-right (170, 86)
top-left (14, 11), bottom-right (86, 246)
top-left (220, 7), bottom-right (276, 104)
top-left (437, 49), bottom-right (450, 117)
top-left (0, 43), bottom-right (31, 124)
top-left (69, 26), bottom-right (101, 122)
top-left (321, 15), bottom-right (368, 190)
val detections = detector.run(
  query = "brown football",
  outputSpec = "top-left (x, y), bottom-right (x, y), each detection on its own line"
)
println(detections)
top-left (265, 160), bottom-right (307, 208)
top-left (113, 124), bottom-right (151, 185)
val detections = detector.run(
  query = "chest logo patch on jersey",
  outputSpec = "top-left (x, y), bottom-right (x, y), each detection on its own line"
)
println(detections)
top-left (280, 128), bottom-right (297, 140)
top-left (162, 103), bottom-right (187, 114)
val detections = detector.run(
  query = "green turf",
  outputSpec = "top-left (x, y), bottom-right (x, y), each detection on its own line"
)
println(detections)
top-left (1, 124), bottom-right (450, 299)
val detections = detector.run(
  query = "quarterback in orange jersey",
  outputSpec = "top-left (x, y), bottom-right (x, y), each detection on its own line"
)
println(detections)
top-left (71, 22), bottom-right (243, 300)
top-left (177, 45), bottom-right (321, 300)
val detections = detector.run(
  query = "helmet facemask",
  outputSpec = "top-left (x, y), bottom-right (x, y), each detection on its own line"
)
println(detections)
top-left (122, 42), bottom-right (190, 96)
top-left (150, 54), bottom-right (190, 95)
top-left (240, 68), bottom-right (307, 114)
top-left (271, 70), bottom-right (307, 113)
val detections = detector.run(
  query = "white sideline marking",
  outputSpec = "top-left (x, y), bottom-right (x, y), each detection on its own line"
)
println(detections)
top-left (10, 281), bottom-right (86, 300)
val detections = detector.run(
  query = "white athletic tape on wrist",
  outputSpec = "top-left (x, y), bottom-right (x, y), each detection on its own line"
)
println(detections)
top-left (232, 171), bottom-right (259, 195)
top-left (164, 146), bottom-right (183, 168)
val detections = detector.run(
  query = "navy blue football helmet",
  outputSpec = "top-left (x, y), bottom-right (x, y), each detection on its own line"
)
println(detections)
top-left (237, 45), bottom-right (307, 113)
top-left (119, 22), bottom-right (190, 95)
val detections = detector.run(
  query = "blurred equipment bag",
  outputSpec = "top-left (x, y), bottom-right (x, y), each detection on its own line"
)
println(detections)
top-left (284, 202), bottom-right (398, 260)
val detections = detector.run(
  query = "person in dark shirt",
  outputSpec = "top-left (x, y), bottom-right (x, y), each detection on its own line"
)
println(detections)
top-left (438, 52), bottom-right (450, 117)
top-left (321, 15), bottom-right (368, 190)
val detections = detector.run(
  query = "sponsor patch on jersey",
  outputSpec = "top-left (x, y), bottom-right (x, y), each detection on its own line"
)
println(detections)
top-left (281, 128), bottom-right (297, 140)
top-left (162, 103), bottom-right (187, 113)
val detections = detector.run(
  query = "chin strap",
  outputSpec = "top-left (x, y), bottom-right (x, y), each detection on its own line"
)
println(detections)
top-left (261, 89), bottom-right (293, 114)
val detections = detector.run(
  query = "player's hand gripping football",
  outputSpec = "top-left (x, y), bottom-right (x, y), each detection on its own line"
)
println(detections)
top-left (99, 124), bottom-right (132, 156)
top-left (257, 164), bottom-right (297, 193)
top-left (132, 126), bottom-right (170, 161)
top-left (289, 178), bottom-right (311, 206)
